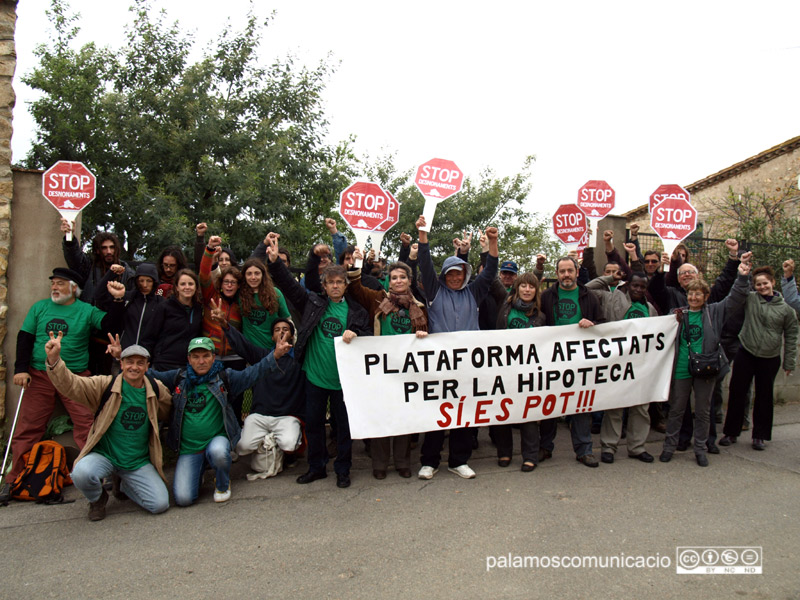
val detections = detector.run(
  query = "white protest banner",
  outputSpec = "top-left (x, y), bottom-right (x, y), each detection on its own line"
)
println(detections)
top-left (336, 316), bottom-right (678, 439)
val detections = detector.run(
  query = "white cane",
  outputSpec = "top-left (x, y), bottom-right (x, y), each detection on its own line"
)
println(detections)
top-left (1, 387), bottom-right (24, 487)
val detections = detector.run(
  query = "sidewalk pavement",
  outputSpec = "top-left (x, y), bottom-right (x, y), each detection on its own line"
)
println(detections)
top-left (1, 403), bottom-right (799, 599)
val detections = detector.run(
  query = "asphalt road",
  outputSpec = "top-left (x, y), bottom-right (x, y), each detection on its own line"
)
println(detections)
top-left (1, 405), bottom-right (799, 599)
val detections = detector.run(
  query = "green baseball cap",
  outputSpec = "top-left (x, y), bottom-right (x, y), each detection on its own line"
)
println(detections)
top-left (187, 337), bottom-right (215, 353)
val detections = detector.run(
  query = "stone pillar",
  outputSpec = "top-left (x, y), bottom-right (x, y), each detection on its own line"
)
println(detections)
top-left (0, 1), bottom-right (15, 419)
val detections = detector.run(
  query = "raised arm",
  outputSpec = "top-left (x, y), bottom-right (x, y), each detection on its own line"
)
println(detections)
top-left (415, 215), bottom-right (440, 302)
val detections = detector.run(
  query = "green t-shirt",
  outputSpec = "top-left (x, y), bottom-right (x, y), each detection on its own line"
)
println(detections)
top-left (554, 287), bottom-right (582, 326)
top-left (21, 299), bottom-right (106, 372)
top-left (303, 298), bottom-right (348, 390)
top-left (241, 289), bottom-right (291, 349)
top-left (624, 300), bottom-right (649, 320)
top-left (507, 307), bottom-right (535, 329)
top-left (675, 310), bottom-right (704, 380)
top-left (380, 309), bottom-right (413, 336)
top-left (93, 379), bottom-right (150, 471)
top-left (180, 383), bottom-right (226, 454)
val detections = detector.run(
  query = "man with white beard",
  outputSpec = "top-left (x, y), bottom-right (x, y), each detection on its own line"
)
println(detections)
top-left (1, 268), bottom-right (125, 502)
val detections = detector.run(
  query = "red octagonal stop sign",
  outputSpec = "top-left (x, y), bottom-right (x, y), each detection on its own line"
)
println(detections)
top-left (650, 197), bottom-right (697, 242)
top-left (577, 180), bottom-right (615, 219)
top-left (552, 204), bottom-right (588, 245)
top-left (42, 160), bottom-right (96, 211)
top-left (414, 158), bottom-right (464, 201)
top-left (649, 183), bottom-right (690, 213)
top-left (338, 181), bottom-right (391, 231)
top-left (373, 189), bottom-right (400, 233)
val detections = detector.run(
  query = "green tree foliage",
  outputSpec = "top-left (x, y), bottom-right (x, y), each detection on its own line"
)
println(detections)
top-left (23, 0), bottom-right (356, 261)
top-left (705, 185), bottom-right (800, 289)
top-left (24, 1), bottom-right (555, 273)
top-left (359, 154), bottom-right (561, 275)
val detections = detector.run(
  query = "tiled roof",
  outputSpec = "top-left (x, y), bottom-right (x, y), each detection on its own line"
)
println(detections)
top-left (622, 134), bottom-right (800, 219)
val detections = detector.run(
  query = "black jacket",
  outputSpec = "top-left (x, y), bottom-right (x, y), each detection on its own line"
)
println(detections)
top-left (540, 282), bottom-right (605, 326)
top-left (224, 325), bottom-right (305, 419)
top-left (648, 257), bottom-right (739, 314)
top-left (268, 258), bottom-right (372, 363)
top-left (62, 237), bottom-right (135, 304)
top-left (95, 264), bottom-right (164, 348)
top-left (141, 296), bottom-right (203, 370)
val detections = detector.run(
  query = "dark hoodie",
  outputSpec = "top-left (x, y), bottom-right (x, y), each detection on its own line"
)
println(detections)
top-left (96, 262), bottom-right (164, 349)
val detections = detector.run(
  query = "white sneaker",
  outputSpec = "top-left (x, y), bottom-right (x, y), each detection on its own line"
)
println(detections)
top-left (448, 464), bottom-right (476, 479)
top-left (213, 487), bottom-right (232, 502)
top-left (418, 466), bottom-right (438, 480)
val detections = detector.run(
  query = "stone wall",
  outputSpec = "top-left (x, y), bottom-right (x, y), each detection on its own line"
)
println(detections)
top-left (624, 137), bottom-right (800, 238)
top-left (0, 2), bottom-right (15, 419)
top-left (692, 146), bottom-right (800, 238)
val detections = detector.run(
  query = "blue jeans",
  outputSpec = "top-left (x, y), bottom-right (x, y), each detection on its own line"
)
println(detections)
top-left (71, 452), bottom-right (169, 514)
top-left (173, 436), bottom-right (231, 506)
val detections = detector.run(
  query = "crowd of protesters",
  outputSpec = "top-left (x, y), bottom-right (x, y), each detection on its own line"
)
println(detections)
top-left (2, 214), bottom-right (797, 521)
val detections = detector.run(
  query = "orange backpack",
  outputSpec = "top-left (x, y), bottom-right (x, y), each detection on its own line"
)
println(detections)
top-left (11, 440), bottom-right (73, 503)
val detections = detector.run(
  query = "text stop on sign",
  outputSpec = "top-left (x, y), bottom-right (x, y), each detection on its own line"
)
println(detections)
top-left (577, 180), bottom-right (615, 219)
top-left (339, 181), bottom-right (391, 232)
top-left (552, 204), bottom-right (588, 245)
top-left (42, 160), bottom-right (97, 212)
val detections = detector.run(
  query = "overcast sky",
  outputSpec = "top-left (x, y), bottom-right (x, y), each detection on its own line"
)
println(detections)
top-left (12, 1), bottom-right (800, 220)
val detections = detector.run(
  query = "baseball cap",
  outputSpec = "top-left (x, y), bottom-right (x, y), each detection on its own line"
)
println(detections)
top-left (500, 261), bottom-right (518, 274)
top-left (188, 337), bottom-right (215, 353)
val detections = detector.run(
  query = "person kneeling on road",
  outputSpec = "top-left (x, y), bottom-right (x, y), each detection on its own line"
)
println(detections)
top-left (134, 330), bottom-right (281, 506)
top-left (214, 314), bottom-right (305, 480)
top-left (45, 333), bottom-right (172, 521)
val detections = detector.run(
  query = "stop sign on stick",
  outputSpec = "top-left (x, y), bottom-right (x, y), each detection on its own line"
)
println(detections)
top-left (339, 181), bottom-right (391, 231)
top-left (552, 204), bottom-right (588, 247)
top-left (42, 160), bottom-right (97, 241)
top-left (650, 196), bottom-right (697, 271)
top-left (367, 189), bottom-right (401, 257)
top-left (649, 183), bottom-right (690, 213)
top-left (338, 181), bottom-right (393, 267)
top-left (372, 189), bottom-right (400, 233)
top-left (414, 157), bottom-right (464, 232)
top-left (577, 180), bottom-right (615, 219)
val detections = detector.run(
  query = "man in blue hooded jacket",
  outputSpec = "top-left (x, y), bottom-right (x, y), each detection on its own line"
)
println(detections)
top-left (415, 216), bottom-right (499, 479)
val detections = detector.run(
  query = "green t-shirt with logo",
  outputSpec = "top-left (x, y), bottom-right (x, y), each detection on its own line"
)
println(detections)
top-left (507, 308), bottom-right (535, 329)
top-left (624, 300), bottom-right (649, 320)
top-left (241, 289), bottom-right (291, 349)
top-left (180, 383), bottom-right (226, 454)
top-left (675, 310), bottom-right (704, 380)
top-left (93, 379), bottom-right (150, 471)
top-left (380, 308), bottom-right (413, 336)
top-left (21, 299), bottom-right (106, 372)
top-left (554, 286), bottom-right (582, 326)
top-left (303, 298), bottom-right (348, 390)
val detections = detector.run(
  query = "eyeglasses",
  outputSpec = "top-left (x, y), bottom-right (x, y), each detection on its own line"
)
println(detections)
top-left (221, 279), bottom-right (239, 286)
top-left (678, 270), bottom-right (695, 276)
